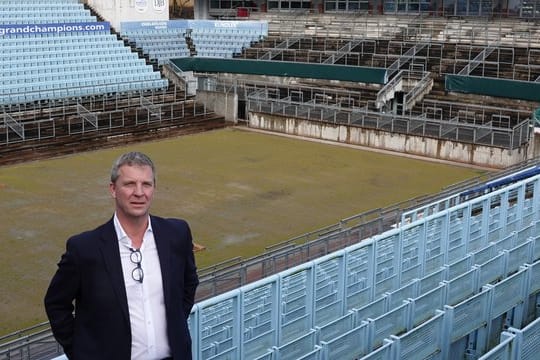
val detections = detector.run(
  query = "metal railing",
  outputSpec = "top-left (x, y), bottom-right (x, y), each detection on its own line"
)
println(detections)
top-left (247, 85), bottom-right (532, 150)
top-left (322, 39), bottom-right (366, 64)
top-left (0, 86), bottom-right (210, 147)
top-left (403, 70), bottom-right (433, 110)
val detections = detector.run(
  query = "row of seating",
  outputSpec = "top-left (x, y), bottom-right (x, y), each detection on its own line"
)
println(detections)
top-left (152, 50), bottom-right (191, 64)
top-left (194, 27), bottom-right (264, 37)
top-left (1, 53), bottom-right (141, 69)
top-left (2, 75), bottom-right (166, 94)
top-left (1, 79), bottom-right (168, 106)
top-left (192, 32), bottom-right (262, 43)
top-left (0, 47), bottom-right (137, 62)
top-left (122, 28), bottom-right (187, 37)
top-left (0, 4), bottom-right (83, 10)
top-left (2, 0), bottom-right (79, 3)
top-left (2, 42), bottom-right (124, 52)
top-left (148, 49), bottom-right (190, 57)
top-left (0, 16), bottom-right (96, 25)
top-left (194, 40), bottom-right (244, 50)
top-left (138, 42), bottom-right (188, 53)
top-left (1, 33), bottom-right (118, 45)
top-left (3, 71), bottom-right (163, 89)
top-left (2, 66), bottom-right (160, 86)
top-left (195, 50), bottom-right (235, 58)
top-left (132, 37), bottom-right (186, 46)
top-left (2, 59), bottom-right (148, 76)
top-left (0, 10), bottom-right (91, 17)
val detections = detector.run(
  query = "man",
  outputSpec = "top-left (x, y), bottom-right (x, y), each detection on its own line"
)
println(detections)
top-left (44, 151), bottom-right (199, 360)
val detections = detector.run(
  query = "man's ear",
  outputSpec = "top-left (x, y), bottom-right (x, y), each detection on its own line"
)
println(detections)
top-left (109, 182), bottom-right (116, 198)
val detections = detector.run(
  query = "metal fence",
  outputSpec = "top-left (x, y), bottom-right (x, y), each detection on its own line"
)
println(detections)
top-left (0, 87), bottom-right (210, 146)
top-left (246, 85), bottom-right (533, 150)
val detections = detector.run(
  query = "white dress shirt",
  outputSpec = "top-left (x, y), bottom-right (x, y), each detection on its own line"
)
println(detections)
top-left (114, 214), bottom-right (171, 360)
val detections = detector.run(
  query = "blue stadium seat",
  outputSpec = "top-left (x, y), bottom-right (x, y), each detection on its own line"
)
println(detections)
top-left (0, 1), bottom-right (168, 105)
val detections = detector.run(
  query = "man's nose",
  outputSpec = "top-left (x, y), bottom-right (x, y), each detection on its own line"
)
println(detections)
top-left (134, 183), bottom-right (144, 195)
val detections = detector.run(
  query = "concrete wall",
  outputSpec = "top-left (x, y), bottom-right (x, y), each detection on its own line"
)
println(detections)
top-left (249, 113), bottom-right (533, 169)
top-left (196, 90), bottom-right (238, 123)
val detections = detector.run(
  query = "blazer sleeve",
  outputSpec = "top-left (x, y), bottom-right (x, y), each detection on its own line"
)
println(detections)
top-left (44, 237), bottom-right (81, 359)
top-left (183, 222), bottom-right (199, 318)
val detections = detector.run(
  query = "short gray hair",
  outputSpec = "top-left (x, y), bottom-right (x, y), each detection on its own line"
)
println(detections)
top-left (110, 152), bottom-right (156, 184)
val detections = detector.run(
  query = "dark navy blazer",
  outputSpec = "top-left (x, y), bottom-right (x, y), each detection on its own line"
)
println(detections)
top-left (44, 215), bottom-right (199, 360)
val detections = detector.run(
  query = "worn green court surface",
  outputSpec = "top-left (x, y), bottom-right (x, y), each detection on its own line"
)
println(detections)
top-left (0, 127), bottom-right (486, 334)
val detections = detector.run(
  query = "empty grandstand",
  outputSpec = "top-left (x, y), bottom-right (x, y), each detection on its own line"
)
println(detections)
top-left (120, 20), bottom-right (267, 64)
top-left (174, 13), bottom-right (540, 168)
top-left (0, 1), bottom-right (229, 166)
top-left (0, 0), bottom-right (167, 105)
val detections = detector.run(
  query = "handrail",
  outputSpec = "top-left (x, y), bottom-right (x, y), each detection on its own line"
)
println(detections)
top-left (404, 71), bottom-right (433, 111)
top-left (376, 70), bottom-right (405, 109)
top-left (322, 39), bottom-right (365, 64)
top-left (76, 103), bottom-right (98, 129)
top-left (0, 322), bottom-right (51, 344)
top-left (259, 36), bottom-right (302, 60)
top-left (3, 112), bottom-right (24, 140)
top-left (458, 44), bottom-right (497, 76)
top-left (386, 42), bottom-right (428, 78)
top-left (248, 90), bottom-right (531, 149)
top-left (162, 62), bottom-right (188, 91)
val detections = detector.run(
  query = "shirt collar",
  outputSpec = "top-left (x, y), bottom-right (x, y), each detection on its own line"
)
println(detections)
top-left (113, 213), bottom-right (153, 247)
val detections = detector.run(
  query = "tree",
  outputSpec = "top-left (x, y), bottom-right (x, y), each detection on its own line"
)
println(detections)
top-left (170, 0), bottom-right (194, 18)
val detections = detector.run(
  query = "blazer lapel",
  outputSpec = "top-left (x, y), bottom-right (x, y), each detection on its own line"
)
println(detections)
top-left (151, 216), bottom-right (172, 307)
top-left (99, 218), bottom-right (130, 325)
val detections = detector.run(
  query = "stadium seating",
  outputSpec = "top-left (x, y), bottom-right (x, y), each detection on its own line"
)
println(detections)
top-left (0, 0), bottom-right (168, 106)
top-left (168, 171), bottom-right (540, 359)
top-left (0, 0), bottom-right (94, 25)
top-left (191, 27), bottom-right (263, 58)
top-left (121, 27), bottom-right (191, 65)
top-left (121, 20), bottom-right (268, 63)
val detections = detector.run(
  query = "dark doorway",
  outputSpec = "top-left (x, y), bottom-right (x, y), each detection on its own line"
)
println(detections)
top-left (238, 99), bottom-right (247, 121)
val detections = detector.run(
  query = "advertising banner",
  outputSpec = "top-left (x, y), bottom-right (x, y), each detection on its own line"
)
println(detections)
top-left (0, 22), bottom-right (110, 37)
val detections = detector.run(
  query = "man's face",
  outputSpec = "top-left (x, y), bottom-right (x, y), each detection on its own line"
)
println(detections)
top-left (109, 164), bottom-right (155, 221)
